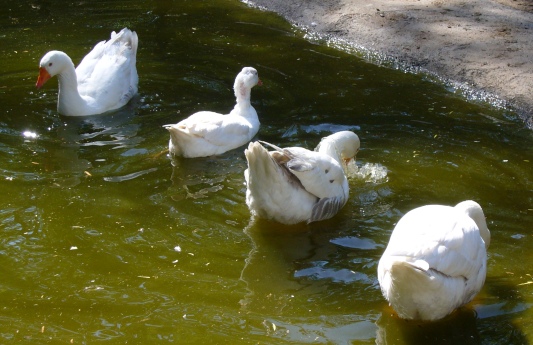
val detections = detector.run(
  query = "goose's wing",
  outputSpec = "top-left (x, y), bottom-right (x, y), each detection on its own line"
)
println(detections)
top-left (76, 28), bottom-right (138, 108)
top-left (75, 42), bottom-right (107, 85)
top-left (267, 144), bottom-right (349, 222)
top-left (386, 205), bottom-right (486, 279)
top-left (244, 141), bottom-right (317, 224)
top-left (309, 195), bottom-right (347, 223)
top-left (175, 111), bottom-right (253, 148)
top-left (282, 147), bottom-right (349, 200)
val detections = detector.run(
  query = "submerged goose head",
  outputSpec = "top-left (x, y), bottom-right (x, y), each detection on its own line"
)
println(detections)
top-left (315, 131), bottom-right (360, 170)
top-left (234, 67), bottom-right (262, 100)
top-left (36, 51), bottom-right (73, 89)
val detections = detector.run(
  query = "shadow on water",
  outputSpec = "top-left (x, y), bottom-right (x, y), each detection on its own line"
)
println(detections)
top-left (375, 308), bottom-right (483, 345)
top-left (475, 276), bottom-right (531, 345)
top-left (239, 217), bottom-right (381, 343)
top-left (374, 275), bottom-right (530, 345)
top-left (240, 218), bottom-right (311, 315)
top-left (167, 149), bottom-right (247, 202)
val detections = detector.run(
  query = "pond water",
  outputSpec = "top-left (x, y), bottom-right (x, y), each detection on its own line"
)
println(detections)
top-left (1, 0), bottom-right (532, 344)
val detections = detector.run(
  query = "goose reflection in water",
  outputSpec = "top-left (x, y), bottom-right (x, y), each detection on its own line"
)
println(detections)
top-left (239, 218), bottom-right (382, 342)
top-left (166, 149), bottom-right (245, 202)
top-left (375, 308), bottom-right (482, 345)
top-left (239, 219), bottom-right (310, 314)
top-left (42, 101), bottom-right (140, 187)
top-left (375, 274), bottom-right (530, 345)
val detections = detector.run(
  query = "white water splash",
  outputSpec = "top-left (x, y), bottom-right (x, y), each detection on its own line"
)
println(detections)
top-left (348, 162), bottom-right (388, 183)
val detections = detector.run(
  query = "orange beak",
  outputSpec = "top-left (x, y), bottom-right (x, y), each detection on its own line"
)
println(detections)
top-left (36, 67), bottom-right (51, 89)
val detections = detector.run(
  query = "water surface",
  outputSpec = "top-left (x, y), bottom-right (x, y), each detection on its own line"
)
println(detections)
top-left (0, 0), bottom-right (532, 344)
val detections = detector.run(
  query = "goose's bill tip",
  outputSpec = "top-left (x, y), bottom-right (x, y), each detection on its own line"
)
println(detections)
top-left (36, 67), bottom-right (51, 89)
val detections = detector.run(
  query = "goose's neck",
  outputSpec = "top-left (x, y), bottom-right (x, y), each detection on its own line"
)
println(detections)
top-left (317, 140), bottom-right (342, 165)
top-left (236, 89), bottom-right (251, 105)
top-left (56, 63), bottom-right (87, 115)
top-left (233, 87), bottom-right (255, 117)
top-left (469, 210), bottom-right (491, 248)
top-left (456, 201), bottom-right (491, 248)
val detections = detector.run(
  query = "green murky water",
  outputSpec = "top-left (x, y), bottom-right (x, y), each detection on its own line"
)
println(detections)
top-left (1, 0), bottom-right (532, 343)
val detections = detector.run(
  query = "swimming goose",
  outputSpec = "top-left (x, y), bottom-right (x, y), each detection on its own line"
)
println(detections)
top-left (36, 28), bottom-right (138, 116)
top-left (163, 67), bottom-right (262, 158)
top-left (377, 200), bottom-right (491, 321)
top-left (244, 131), bottom-right (360, 224)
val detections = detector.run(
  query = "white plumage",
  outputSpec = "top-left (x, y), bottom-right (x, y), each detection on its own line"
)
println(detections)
top-left (163, 67), bottom-right (262, 158)
top-left (36, 28), bottom-right (138, 116)
top-left (244, 131), bottom-right (360, 224)
top-left (377, 200), bottom-right (491, 321)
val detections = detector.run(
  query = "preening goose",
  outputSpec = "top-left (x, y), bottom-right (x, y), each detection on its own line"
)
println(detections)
top-left (377, 200), bottom-right (491, 321)
top-left (244, 131), bottom-right (360, 224)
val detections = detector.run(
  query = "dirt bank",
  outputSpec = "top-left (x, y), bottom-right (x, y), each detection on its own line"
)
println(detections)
top-left (245, 0), bottom-right (533, 128)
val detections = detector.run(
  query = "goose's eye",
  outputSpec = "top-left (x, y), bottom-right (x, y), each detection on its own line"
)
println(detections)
top-left (325, 169), bottom-right (329, 174)
top-left (329, 179), bottom-right (334, 183)
top-left (48, 62), bottom-right (53, 67)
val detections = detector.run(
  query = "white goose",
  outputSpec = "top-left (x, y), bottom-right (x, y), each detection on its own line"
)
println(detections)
top-left (377, 200), bottom-right (491, 321)
top-left (36, 28), bottom-right (138, 116)
top-left (163, 67), bottom-right (262, 158)
top-left (244, 131), bottom-right (360, 224)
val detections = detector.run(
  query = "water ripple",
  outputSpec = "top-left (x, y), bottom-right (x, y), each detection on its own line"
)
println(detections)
top-left (103, 168), bottom-right (158, 182)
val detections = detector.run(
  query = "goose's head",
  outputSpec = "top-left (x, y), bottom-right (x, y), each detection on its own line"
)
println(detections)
top-left (316, 131), bottom-right (361, 167)
top-left (234, 67), bottom-right (262, 98)
top-left (36, 51), bottom-right (73, 89)
top-left (455, 200), bottom-right (491, 248)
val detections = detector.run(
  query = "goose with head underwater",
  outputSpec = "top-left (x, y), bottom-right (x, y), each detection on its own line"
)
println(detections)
top-left (244, 131), bottom-right (360, 224)
top-left (377, 200), bottom-right (491, 321)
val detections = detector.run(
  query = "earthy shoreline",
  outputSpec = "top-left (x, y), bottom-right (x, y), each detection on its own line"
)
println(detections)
top-left (245, 0), bottom-right (533, 128)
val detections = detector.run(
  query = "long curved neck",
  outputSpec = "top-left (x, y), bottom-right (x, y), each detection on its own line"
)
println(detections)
top-left (469, 209), bottom-right (491, 248)
top-left (56, 62), bottom-right (87, 115)
top-left (232, 83), bottom-right (254, 117)
top-left (316, 140), bottom-right (342, 165)
top-left (456, 201), bottom-right (491, 248)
